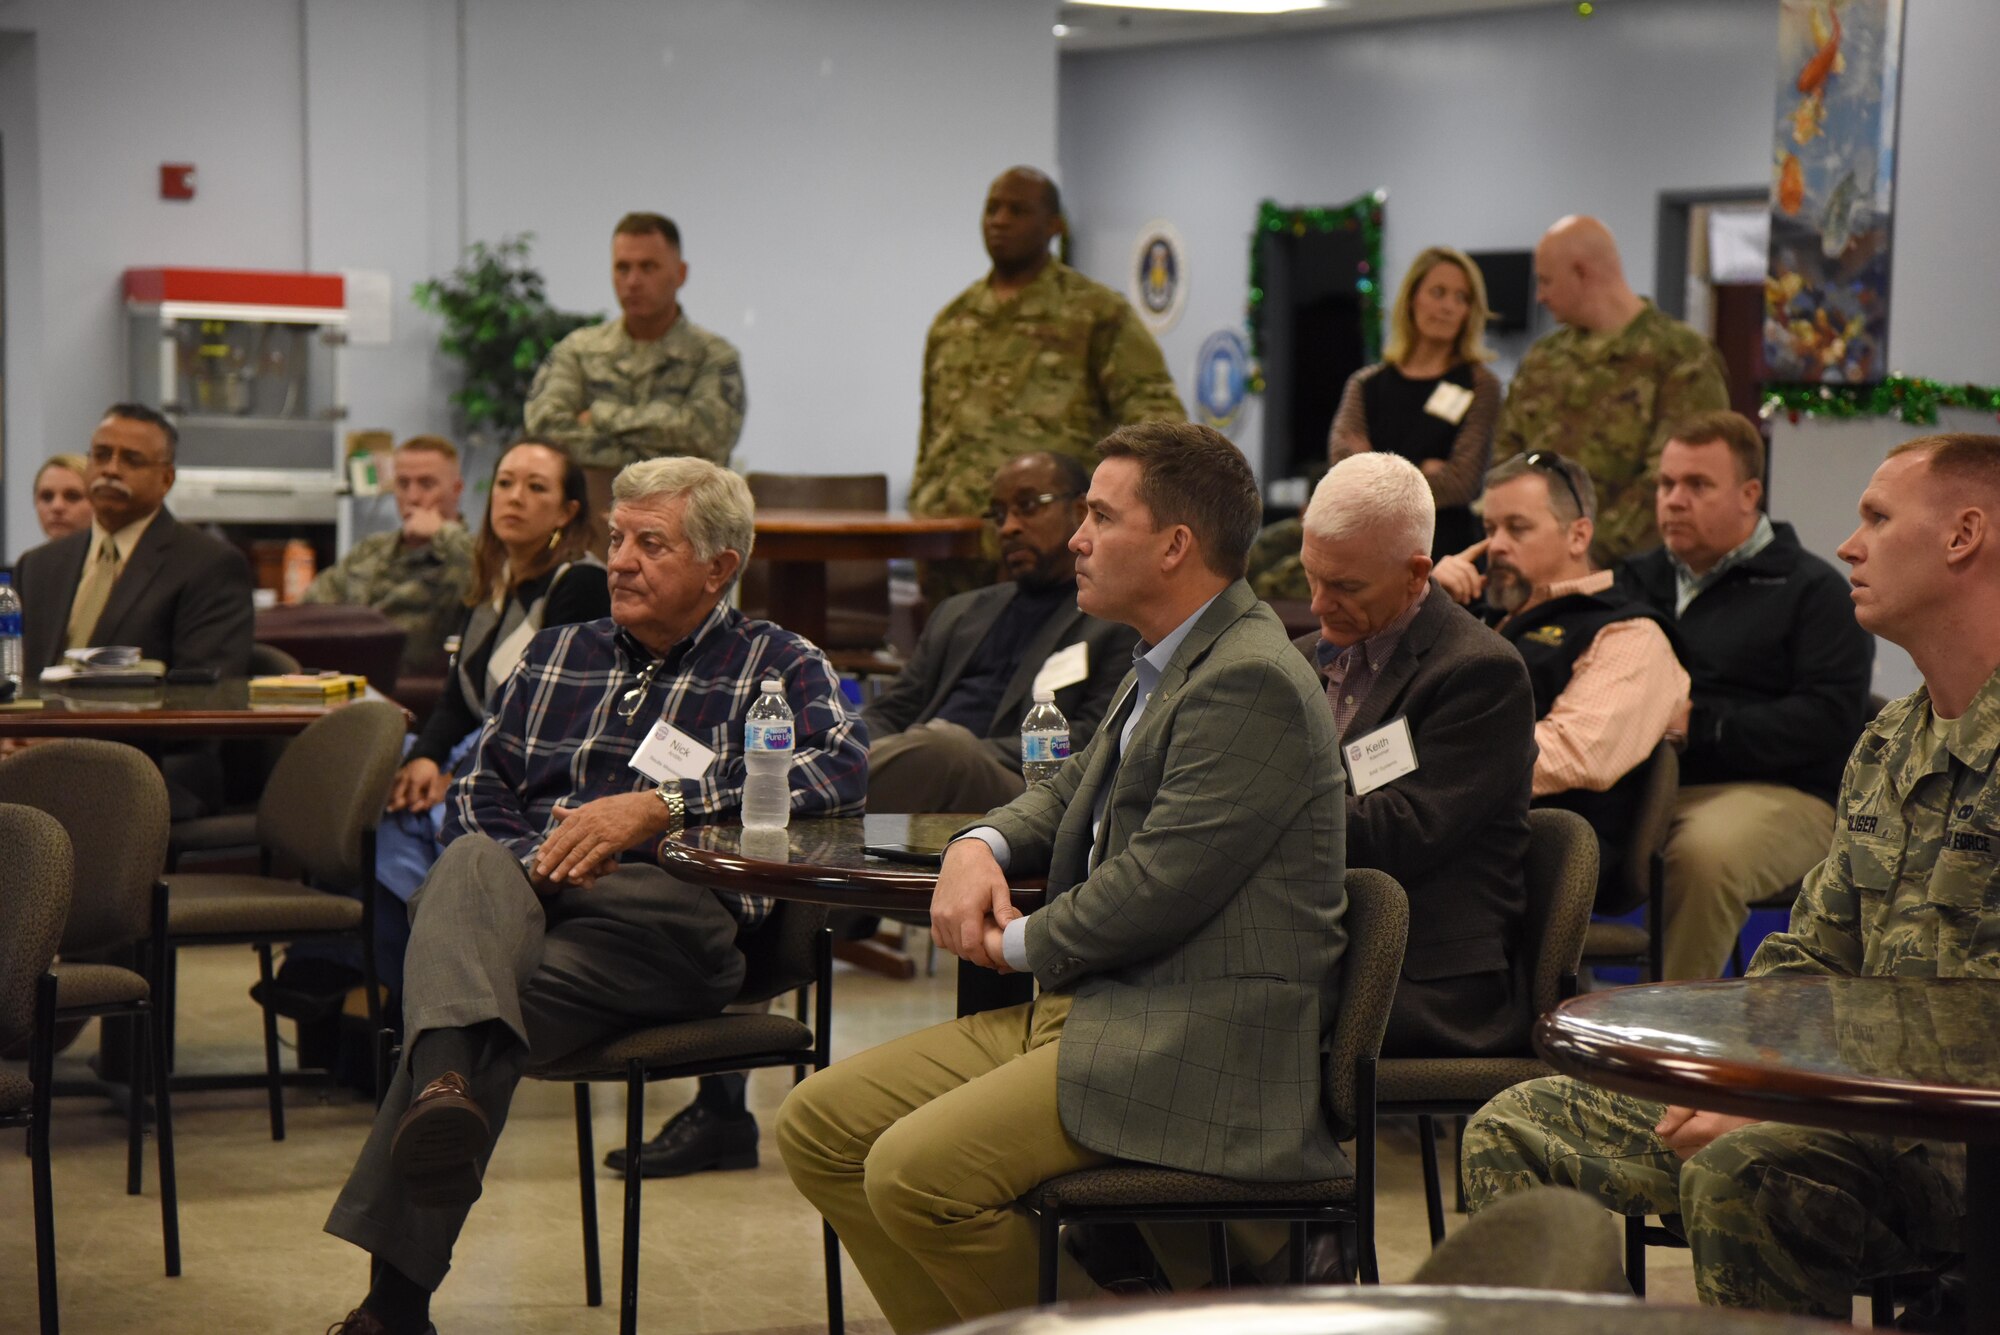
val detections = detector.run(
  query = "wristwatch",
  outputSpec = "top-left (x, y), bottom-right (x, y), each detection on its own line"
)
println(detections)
top-left (653, 782), bottom-right (686, 835)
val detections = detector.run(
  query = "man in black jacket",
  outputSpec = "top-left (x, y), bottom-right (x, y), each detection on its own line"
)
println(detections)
top-left (1616, 411), bottom-right (1873, 978)
top-left (864, 452), bottom-right (1136, 813)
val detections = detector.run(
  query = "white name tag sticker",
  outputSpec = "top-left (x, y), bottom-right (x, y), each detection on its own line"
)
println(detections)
top-left (629, 719), bottom-right (717, 785)
top-left (1343, 716), bottom-right (1419, 797)
top-left (1032, 642), bottom-right (1089, 695)
top-left (1424, 380), bottom-right (1475, 425)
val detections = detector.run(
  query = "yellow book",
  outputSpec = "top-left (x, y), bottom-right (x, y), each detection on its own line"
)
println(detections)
top-left (248, 672), bottom-right (367, 700)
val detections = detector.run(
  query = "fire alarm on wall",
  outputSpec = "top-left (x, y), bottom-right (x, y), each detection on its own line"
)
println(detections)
top-left (160, 163), bottom-right (196, 201)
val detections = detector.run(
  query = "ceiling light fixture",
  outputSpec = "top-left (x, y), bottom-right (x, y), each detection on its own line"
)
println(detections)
top-left (1070, 0), bottom-right (1331, 14)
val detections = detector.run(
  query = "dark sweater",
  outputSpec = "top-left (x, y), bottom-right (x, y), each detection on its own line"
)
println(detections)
top-left (1615, 521), bottom-right (1871, 802)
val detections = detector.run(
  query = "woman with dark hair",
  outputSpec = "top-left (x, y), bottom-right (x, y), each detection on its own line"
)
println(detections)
top-left (1328, 245), bottom-right (1503, 557)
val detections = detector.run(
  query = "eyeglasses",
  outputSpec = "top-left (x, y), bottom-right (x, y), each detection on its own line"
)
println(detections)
top-left (1522, 451), bottom-right (1586, 519)
top-left (982, 492), bottom-right (1077, 526)
top-left (616, 659), bottom-right (662, 723)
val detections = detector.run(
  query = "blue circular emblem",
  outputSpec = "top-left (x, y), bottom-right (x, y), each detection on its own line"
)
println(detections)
top-left (1194, 329), bottom-right (1250, 429)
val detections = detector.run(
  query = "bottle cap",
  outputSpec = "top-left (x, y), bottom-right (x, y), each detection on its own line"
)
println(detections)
top-left (761, 678), bottom-right (783, 692)
top-left (1032, 687), bottom-right (1054, 703)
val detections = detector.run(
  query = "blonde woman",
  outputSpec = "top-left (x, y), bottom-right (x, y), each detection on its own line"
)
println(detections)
top-left (1328, 246), bottom-right (1502, 556)
top-left (32, 453), bottom-right (92, 542)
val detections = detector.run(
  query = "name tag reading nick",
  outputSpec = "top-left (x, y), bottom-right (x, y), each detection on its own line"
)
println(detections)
top-left (629, 720), bottom-right (717, 785)
top-left (1424, 381), bottom-right (1475, 425)
top-left (1032, 642), bottom-right (1089, 695)
top-left (1343, 717), bottom-right (1419, 797)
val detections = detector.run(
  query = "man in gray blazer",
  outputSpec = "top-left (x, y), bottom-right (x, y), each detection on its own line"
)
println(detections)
top-left (865, 451), bottom-right (1137, 813)
top-left (1296, 451), bottom-right (1536, 1058)
top-left (779, 422), bottom-right (1347, 1333)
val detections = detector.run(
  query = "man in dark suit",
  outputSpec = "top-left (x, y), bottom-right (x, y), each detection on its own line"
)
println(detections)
top-left (1297, 450), bottom-right (1538, 1057)
top-left (865, 451), bottom-right (1137, 813)
top-left (14, 403), bottom-right (253, 813)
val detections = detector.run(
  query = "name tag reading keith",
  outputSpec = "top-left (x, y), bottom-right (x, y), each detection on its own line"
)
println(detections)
top-left (629, 719), bottom-right (717, 785)
top-left (1343, 717), bottom-right (1419, 797)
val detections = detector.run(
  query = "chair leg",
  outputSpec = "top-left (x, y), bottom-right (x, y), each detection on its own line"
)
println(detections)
top-left (148, 1002), bottom-right (182, 1277)
top-left (31, 973), bottom-right (59, 1335)
top-left (1452, 1115), bottom-right (1468, 1215)
top-left (255, 943), bottom-right (286, 1141)
top-left (823, 1218), bottom-right (844, 1335)
top-left (126, 1013), bottom-right (145, 1196)
top-left (1624, 1214), bottom-right (1647, 1297)
top-left (1357, 1059), bottom-right (1380, 1285)
top-left (1036, 1211), bottom-right (1060, 1306)
top-left (1288, 1221), bottom-right (1309, 1284)
top-left (620, 1065), bottom-right (643, 1335)
top-left (1870, 1277), bottom-right (1895, 1326)
top-left (1417, 1115), bottom-right (1446, 1246)
top-left (572, 1083), bottom-right (602, 1307)
top-left (1207, 1222), bottom-right (1231, 1287)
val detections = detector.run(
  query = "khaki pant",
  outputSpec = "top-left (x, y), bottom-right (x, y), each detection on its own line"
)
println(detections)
top-left (775, 993), bottom-right (1108, 1334)
top-left (868, 721), bottom-right (1027, 816)
top-left (1661, 782), bottom-right (1836, 980)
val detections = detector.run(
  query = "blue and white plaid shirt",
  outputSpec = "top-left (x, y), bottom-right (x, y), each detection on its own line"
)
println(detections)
top-left (446, 602), bottom-right (869, 927)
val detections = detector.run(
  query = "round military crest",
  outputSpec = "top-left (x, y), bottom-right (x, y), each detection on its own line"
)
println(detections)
top-left (1129, 221), bottom-right (1187, 333)
top-left (1193, 329), bottom-right (1250, 429)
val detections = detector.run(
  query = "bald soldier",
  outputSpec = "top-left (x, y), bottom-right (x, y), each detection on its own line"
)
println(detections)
top-left (913, 166), bottom-right (1184, 596)
top-left (1491, 216), bottom-right (1729, 563)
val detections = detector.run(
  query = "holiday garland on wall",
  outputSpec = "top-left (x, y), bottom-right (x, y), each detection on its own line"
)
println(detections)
top-left (1245, 191), bottom-right (1387, 393)
top-left (1762, 376), bottom-right (2000, 425)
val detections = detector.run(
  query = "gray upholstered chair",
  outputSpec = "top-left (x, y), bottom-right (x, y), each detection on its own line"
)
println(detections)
top-left (1364, 807), bottom-right (1598, 1257)
top-left (1020, 868), bottom-right (1411, 1300)
top-left (526, 899), bottom-right (839, 1335)
top-left (163, 699), bottom-right (405, 1139)
top-left (1578, 740), bottom-right (1678, 982)
top-left (0, 803), bottom-right (73, 1335)
top-left (1411, 1185), bottom-right (1628, 1294)
top-left (0, 739), bottom-right (181, 1277)
top-left (167, 641), bottom-right (305, 870)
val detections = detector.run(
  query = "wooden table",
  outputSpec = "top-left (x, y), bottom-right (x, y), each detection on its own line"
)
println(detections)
top-left (658, 814), bottom-right (1041, 1016)
top-left (1537, 977), bottom-right (2000, 1327)
top-left (0, 677), bottom-right (406, 739)
top-left (751, 508), bottom-right (984, 647)
top-left (947, 1286), bottom-right (1842, 1334)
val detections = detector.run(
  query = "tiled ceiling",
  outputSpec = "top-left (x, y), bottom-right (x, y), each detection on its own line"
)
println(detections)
top-left (1056, 0), bottom-right (1579, 52)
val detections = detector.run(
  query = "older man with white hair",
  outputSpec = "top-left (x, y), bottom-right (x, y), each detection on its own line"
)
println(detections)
top-left (320, 457), bottom-right (868, 1335)
top-left (1297, 451), bottom-right (1538, 1057)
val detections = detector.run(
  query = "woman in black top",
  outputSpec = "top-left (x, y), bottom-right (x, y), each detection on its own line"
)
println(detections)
top-left (1328, 245), bottom-right (1503, 557)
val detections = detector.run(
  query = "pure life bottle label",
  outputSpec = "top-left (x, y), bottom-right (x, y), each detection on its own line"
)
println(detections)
top-left (748, 721), bottom-right (794, 750)
top-left (1021, 733), bottom-right (1070, 765)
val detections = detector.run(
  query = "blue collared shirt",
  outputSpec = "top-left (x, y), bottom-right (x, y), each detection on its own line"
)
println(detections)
top-left (979, 594), bottom-right (1220, 970)
top-left (448, 602), bottom-right (869, 926)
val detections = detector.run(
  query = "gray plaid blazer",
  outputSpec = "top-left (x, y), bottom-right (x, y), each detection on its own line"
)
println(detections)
top-left (987, 580), bottom-right (1349, 1182)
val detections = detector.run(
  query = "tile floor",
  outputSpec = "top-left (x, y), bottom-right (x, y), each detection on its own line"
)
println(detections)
top-left (0, 943), bottom-right (1704, 1333)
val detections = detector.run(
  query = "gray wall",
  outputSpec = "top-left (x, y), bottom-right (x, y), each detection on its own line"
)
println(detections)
top-left (1, 0), bottom-right (1056, 553)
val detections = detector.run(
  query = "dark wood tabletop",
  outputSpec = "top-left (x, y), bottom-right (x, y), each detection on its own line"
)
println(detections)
top-left (747, 510), bottom-right (986, 647)
top-left (0, 677), bottom-right (406, 740)
top-left (1535, 977), bottom-right (2000, 1143)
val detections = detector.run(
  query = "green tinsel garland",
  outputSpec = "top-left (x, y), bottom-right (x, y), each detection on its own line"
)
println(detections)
top-left (1246, 191), bottom-right (1387, 393)
top-left (1762, 376), bottom-right (2000, 426)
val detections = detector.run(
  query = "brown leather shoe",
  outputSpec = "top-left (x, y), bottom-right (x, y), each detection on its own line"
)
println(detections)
top-left (390, 1072), bottom-right (489, 1208)
top-left (324, 1308), bottom-right (437, 1334)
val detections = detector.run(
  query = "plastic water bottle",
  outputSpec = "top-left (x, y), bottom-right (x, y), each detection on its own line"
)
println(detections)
top-left (0, 573), bottom-right (21, 690)
top-left (1020, 688), bottom-right (1071, 785)
top-left (742, 678), bottom-right (795, 831)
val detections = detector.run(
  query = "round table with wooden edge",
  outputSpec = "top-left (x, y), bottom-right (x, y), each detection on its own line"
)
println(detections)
top-left (658, 814), bottom-right (1042, 1017)
top-left (1536, 976), bottom-right (2000, 1329)
top-left (749, 509), bottom-right (986, 649)
top-left (0, 678), bottom-right (408, 740)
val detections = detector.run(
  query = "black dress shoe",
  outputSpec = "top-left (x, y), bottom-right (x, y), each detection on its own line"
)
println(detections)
top-left (324, 1308), bottom-right (437, 1335)
top-left (603, 1102), bottom-right (758, 1178)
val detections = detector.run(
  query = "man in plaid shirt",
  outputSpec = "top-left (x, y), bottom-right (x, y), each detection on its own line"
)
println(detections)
top-left (324, 458), bottom-right (866, 1335)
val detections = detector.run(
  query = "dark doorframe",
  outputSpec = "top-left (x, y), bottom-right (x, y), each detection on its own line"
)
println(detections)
top-left (1655, 185), bottom-right (1768, 321)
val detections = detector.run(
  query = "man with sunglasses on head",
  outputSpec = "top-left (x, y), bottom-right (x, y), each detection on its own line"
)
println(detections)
top-left (1434, 451), bottom-right (1688, 897)
top-left (865, 452), bottom-right (1137, 814)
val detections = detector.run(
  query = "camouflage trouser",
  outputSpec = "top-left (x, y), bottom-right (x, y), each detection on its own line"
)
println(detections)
top-left (1462, 1076), bottom-right (1964, 1318)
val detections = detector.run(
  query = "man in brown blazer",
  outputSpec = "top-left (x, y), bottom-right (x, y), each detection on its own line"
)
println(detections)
top-left (778, 422), bottom-right (1347, 1334)
top-left (1297, 450), bottom-right (1537, 1058)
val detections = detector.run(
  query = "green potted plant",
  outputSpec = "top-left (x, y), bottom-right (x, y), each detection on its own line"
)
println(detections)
top-left (413, 234), bottom-right (601, 439)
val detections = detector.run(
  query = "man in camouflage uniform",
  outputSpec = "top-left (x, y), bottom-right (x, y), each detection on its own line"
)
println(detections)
top-left (913, 166), bottom-right (1184, 596)
top-left (524, 211), bottom-right (745, 541)
top-left (1492, 215), bottom-right (1729, 564)
top-left (303, 435), bottom-right (473, 677)
top-left (1461, 433), bottom-right (2000, 1319)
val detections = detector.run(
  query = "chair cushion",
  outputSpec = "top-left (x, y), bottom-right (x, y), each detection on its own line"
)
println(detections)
top-left (1583, 920), bottom-right (1650, 961)
top-left (165, 874), bottom-right (364, 937)
top-left (1025, 1165), bottom-right (1355, 1211)
top-left (530, 1014), bottom-right (814, 1082)
top-left (169, 812), bottom-right (259, 857)
top-left (54, 962), bottom-right (149, 1011)
top-left (0, 1064), bottom-right (29, 1115)
top-left (1377, 1056), bottom-right (1554, 1105)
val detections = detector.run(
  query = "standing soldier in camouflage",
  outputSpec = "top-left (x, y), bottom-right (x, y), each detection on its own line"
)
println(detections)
top-left (1492, 216), bottom-right (1729, 563)
top-left (524, 212), bottom-right (745, 543)
top-left (913, 166), bottom-right (1184, 596)
top-left (1461, 433), bottom-right (2000, 1320)
top-left (303, 435), bottom-right (474, 677)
